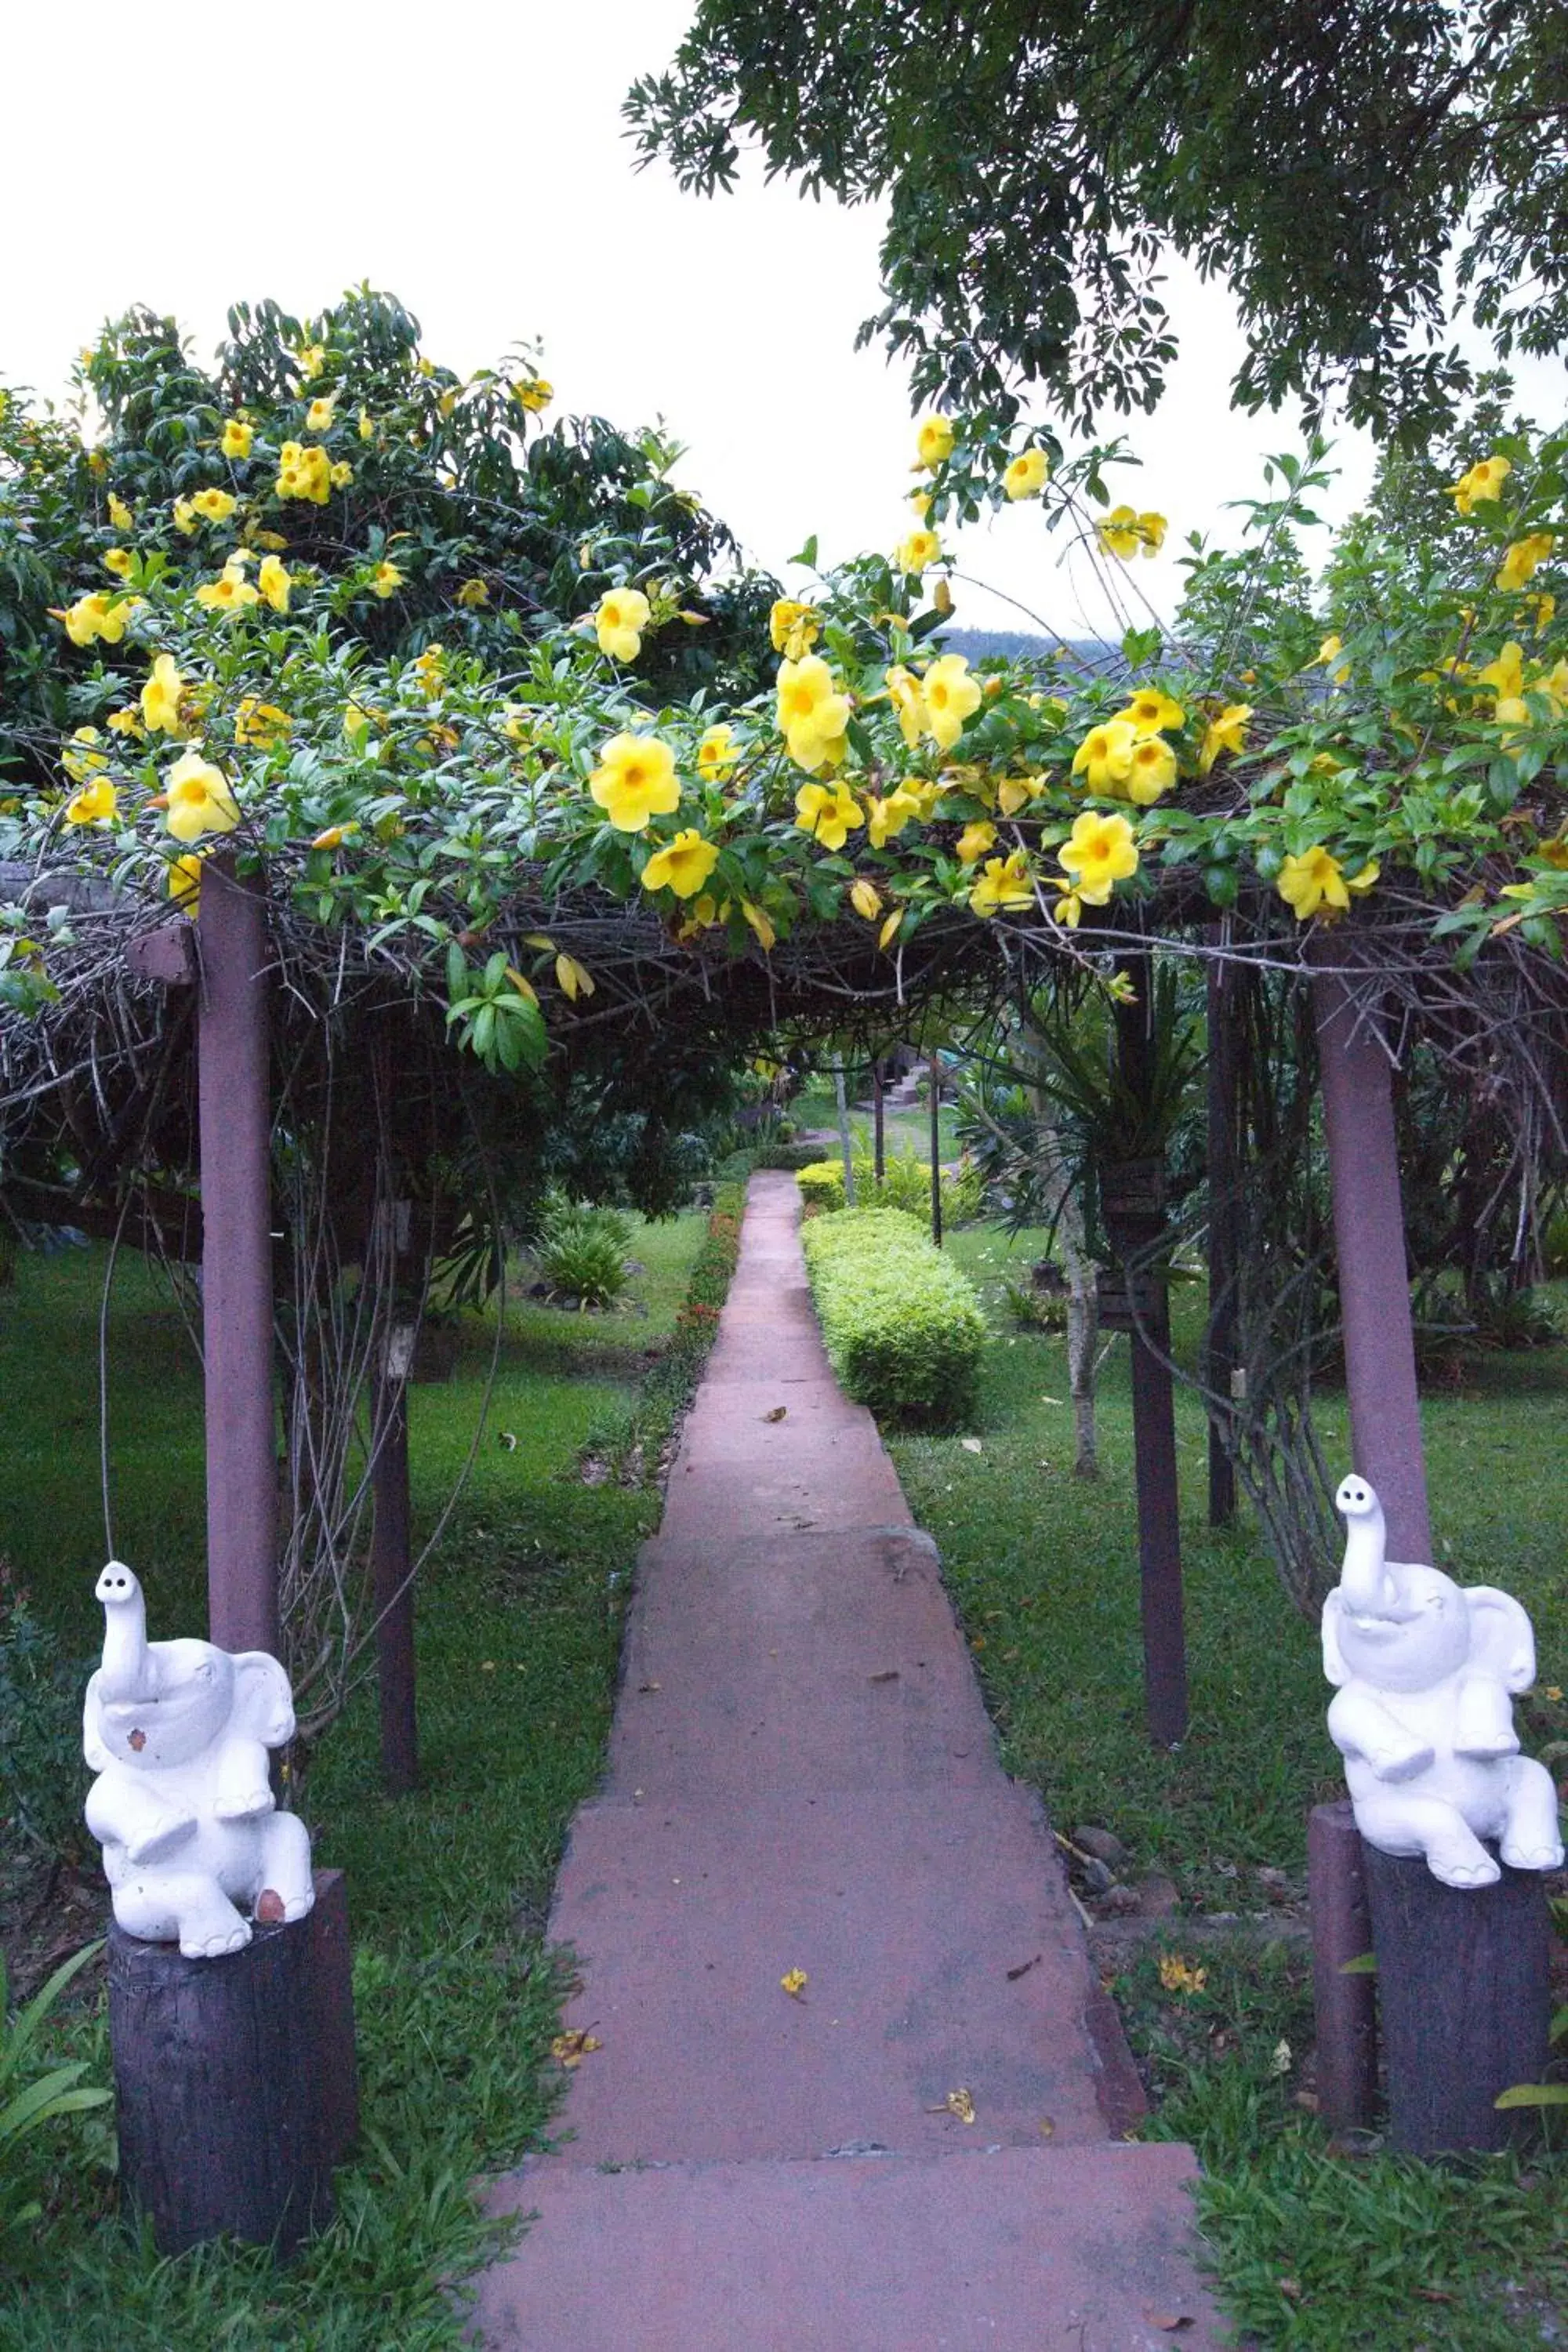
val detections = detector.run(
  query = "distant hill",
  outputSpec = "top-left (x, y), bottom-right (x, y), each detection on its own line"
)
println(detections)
top-left (942, 627), bottom-right (1116, 673)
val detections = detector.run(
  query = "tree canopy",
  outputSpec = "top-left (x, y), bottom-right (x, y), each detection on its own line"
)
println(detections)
top-left (625, 1), bottom-right (1568, 440)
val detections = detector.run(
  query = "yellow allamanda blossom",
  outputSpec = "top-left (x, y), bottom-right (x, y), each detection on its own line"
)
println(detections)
top-left (895, 527), bottom-right (942, 575)
top-left (595, 587), bottom-right (652, 662)
top-left (1058, 810), bottom-right (1139, 903)
top-left (305, 393), bottom-right (338, 434)
top-left (996, 772), bottom-right (1044, 817)
top-left (191, 488), bottom-right (236, 524)
top-left (62, 727), bottom-right (108, 785)
top-left (776, 655), bottom-right (851, 773)
top-left (1122, 735), bottom-right (1178, 805)
top-left (956, 820), bottom-right (997, 866)
top-left (866, 787), bottom-right (922, 848)
top-left (589, 732), bottom-right (681, 831)
top-left (641, 828), bottom-right (720, 900)
top-left (103, 548), bottom-right (133, 579)
top-left (793, 780), bottom-right (862, 851)
top-left (64, 775), bottom-right (118, 827)
top-left (1117, 688), bottom-right (1185, 735)
top-left (921, 653), bottom-right (981, 752)
top-left (1003, 448), bottom-right (1049, 501)
top-left (195, 560), bottom-right (261, 617)
top-left (167, 854), bottom-right (204, 916)
top-left (1448, 453), bottom-right (1512, 515)
top-left (457, 578), bottom-right (490, 608)
top-left (163, 748), bottom-right (241, 843)
top-left (57, 591), bottom-right (132, 647)
top-left (107, 492), bottom-right (133, 530)
top-left (276, 442), bottom-right (332, 503)
top-left (1496, 533), bottom-right (1555, 593)
top-left (221, 418), bottom-right (254, 460)
top-left (172, 496), bottom-right (200, 535)
top-left (140, 654), bottom-right (186, 735)
top-left (740, 899), bottom-right (777, 950)
top-left (372, 560), bottom-right (404, 599)
top-left (915, 415), bottom-right (954, 470)
top-left (1276, 847), bottom-right (1379, 921)
top-left (849, 877), bottom-right (880, 921)
top-left (970, 851), bottom-right (1035, 917)
top-left (1071, 718), bottom-right (1137, 795)
top-left (330, 460), bottom-right (354, 490)
top-left (769, 599), bottom-right (820, 659)
top-left (697, 724), bottom-right (738, 784)
top-left (883, 664), bottom-right (927, 750)
top-left (234, 699), bottom-right (292, 747)
top-left (1097, 506), bottom-right (1167, 560)
top-left (1199, 703), bottom-right (1251, 775)
top-left (257, 554), bottom-right (290, 612)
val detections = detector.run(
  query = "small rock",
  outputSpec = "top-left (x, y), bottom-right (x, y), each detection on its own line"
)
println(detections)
top-left (1133, 1871), bottom-right (1181, 1918)
top-left (1098, 1884), bottom-right (1141, 1916)
top-left (1256, 1867), bottom-right (1290, 1897)
top-left (1080, 1857), bottom-right (1116, 1896)
top-left (1073, 1825), bottom-right (1128, 1868)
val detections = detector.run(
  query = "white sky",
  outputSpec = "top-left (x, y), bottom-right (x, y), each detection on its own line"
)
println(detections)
top-left (5, 2), bottom-right (1559, 641)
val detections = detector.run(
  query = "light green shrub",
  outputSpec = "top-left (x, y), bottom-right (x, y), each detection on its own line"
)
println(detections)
top-left (801, 1207), bottom-right (986, 1424)
top-left (795, 1153), bottom-right (985, 1228)
top-left (796, 1160), bottom-right (848, 1210)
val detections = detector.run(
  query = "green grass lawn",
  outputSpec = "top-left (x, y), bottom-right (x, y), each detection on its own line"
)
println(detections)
top-left (887, 1219), bottom-right (1568, 2350)
top-left (788, 1078), bottom-right (964, 1163)
top-left (0, 1208), bottom-right (717, 2347)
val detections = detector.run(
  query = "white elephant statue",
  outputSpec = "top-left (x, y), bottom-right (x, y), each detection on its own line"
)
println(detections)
top-left (83, 1562), bottom-right (314, 1959)
top-left (1323, 1476), bottom-right (1564, 1889)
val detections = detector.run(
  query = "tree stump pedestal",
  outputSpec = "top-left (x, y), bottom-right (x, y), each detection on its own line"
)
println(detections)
top-left (1361, 1839), bottom-right (1552, 2154)
top-left (107, 1867), bottom-right (358, 2256)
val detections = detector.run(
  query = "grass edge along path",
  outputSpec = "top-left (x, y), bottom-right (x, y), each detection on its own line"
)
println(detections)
top-left (0, 1189), bottom-right (743, 2351)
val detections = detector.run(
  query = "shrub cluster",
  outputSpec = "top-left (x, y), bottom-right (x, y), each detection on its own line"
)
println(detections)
top-left (796, 1154), bottom-right (983, 1227)
top-left (800, 1207), bottom-right (987, 1425)
top-left (532, 1196), bottom-right (634, 1309)
top-left (579, 1185), bottom-right (745, 1478)
top-left (0, 1573), bottom-right (89, 1871)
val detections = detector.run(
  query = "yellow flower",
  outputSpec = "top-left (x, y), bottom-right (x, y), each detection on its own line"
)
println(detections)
top-left (997, 772), bottom-right (1044, 817)
top-left (866, 788), bottom-right (922, 848)
top-left (1477, 641), bottom-right (1525, 704)
top-left (103, 547), bottom-right (133, 579)
top-left (513, 377), bottom-right (553, 412)
top-left (1496, 533), bottom-right (1555, 593)
top-left (250, 528), bottom-right (288, 550)
top-left (641, 827), bottom-right (720, 899)
top-left (276, 442), bottom-right (332, 503)
top-left (590, 731), bottom-right (681, 831)
top-left (456, 577), bottom-right (490, 608)
top-left (1124, 735), bottom-right (1178, 805)
top-left (697, 724), bottom-right (738, 784)
top-left (305, 394), bottom-right (338, 434)
top-left (1158, 1954), bottom-right (1208, 1996)
top-left (922, 652), bottom-right (982, 752)
top-left (1522, 591), bottom-right (1555, 635)
top-left (358, 407), bottom-right (376, 441)
top-left (768, 598), bottom-right (820, 659)
top-left (107, 706), bottom-right (143, 737)
top-left (172, 496), bottom-right (199, 535)
top-left (793, 781), bottom-right (863, 851)
top-left (1071, 718), bottom-right (1137, 795)
top-left (234, 698), bottom-right (291, 747)
top-left (195, 561), bottom-right (261, 616)
top-left (1098, 507), bottom-right (1140, 557)
top-left (1199, 703), bottom-right (1252, 775)
top-left (220, 418), bottom-right (253, 460)
top-left (956, 819), bottom-right (997, 866)
top-left (740, 899), bottom-right (776, 951)
top-left (164, 747), bottom-right (241, 843)
top-left (107, 492), bottom-right (133, 530)
top-left (849, 877), bottom-right (881, 921)
top-left (595, 587), bottom-right (652, 662)
top-left (877, 907), bottom-right (902, 949)
top-left (1312, 632), bottom-right (1352, 683)
top-left (1058, 810), bottom-right (1138, 902)
top-left (1138, 511), bottom-right (1168, 554)
top-left (412, 644), bottom-right (447, 698)
top-left (915, 416), bottom-right (954, 470)
top-left (969, 851), bottom-right (1035, 916)
top-left (64, 775), bottom-right (118, 829)
top-left (895, 527), bottom-right (942, 575)
top-left (909, 489), bottom-right (932, 520)
top-left (1447, 453), bottom-right (1512, 515)
top-left (1276, 847), bottom-right (1377, 920)
top-left (343, 701), bottom-right (374, 749)
top-left (257, 554), bottom-right (291, 613)
top-left (372, 559), bottom-right (404, 599)
top-left (1050, 879), bottom-right (1086, 928)
top-left (191, 487), bottom-right (236, 524)
top-left (59, 591), bottom-right (131, 647)
top-left (1003, 447), bottom-right (1050, 501)
top-left (296, 343), bottom-right (325, 379)
top-left (883, 664), bottom-right (927, 750)
top-left (329, 460), bottom-right (354, 490)
top-left (1117, 688), bottom-right (1185, 735)
top-left (62, 726), bottom-right (108, 784)
top-left (776, 655), bottom-right (852, 773)
top-left (168, 853), bottom-right (203, 917)
top-left (140, 654), bottom-right (186, 736)
top-left (779, 1968), bottom-right (808, 1999)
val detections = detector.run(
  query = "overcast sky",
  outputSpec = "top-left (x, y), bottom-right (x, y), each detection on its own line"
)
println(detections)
top-left (8, 3), bottom-right (1557, 641)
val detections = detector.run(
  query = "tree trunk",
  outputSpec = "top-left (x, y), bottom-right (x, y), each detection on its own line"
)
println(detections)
top-left (929, 1051), bottom-right (943, 1247)
top-left (1025, 1082), bottom-right (1099, 1477)
top-left (834, 1067), bottom-right (855, 1206)
top-left (872, 1061), bottom-right (887, 1185)
top-left (1205, 945), bottom-right (1240, 1525)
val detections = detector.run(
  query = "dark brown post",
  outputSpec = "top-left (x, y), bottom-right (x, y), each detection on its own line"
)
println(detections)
top-left (1307, 1801), bottom-right (1377, 2132)
top-left (928, 1051), bottom-right (944, 1246)
top-left (1205, 948), bottom-right (1239, 1526)
top-left (872, 1061), bottom-right (887, 1185)
top-left (1309, 942), bottom-right (1432, 1563)
top-left (198, 854), bottom-right (278, 1655)
top-left (371, 1349), bottom-right (418, 1795)
top-left (1108, 958), bottom-right (1187, 1747)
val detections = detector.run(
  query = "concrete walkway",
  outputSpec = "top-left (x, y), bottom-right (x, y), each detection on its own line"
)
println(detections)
top-left (474, 1174), bottom-right (1222, 2350)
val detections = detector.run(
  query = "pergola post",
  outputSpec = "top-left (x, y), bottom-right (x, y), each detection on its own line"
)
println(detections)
top-left (1309, 941), bottom-right (1432, 1564)
top-left (1204, 946), bottom-right (1240, 1526)
top-left (198, 854), bottom-right (278, 1656)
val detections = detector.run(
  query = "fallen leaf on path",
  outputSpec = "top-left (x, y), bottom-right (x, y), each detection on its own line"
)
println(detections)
top-left (637, 1681), bottom-right (661, 1693)
top-left (780, 1968), bottom-right (808, 1998)
top-left (1039, 2117), bottom-right (1054, 2138)
top-left (960, 1437), bottom-right (983, 1454)
top-left (927, 2087), bottom-right (975, 2124)
top-left (1006, 1955), bottom-right (1041, 1981)
top-left (1142, 2314), bottom-right (1192, 2333)
top-left (869, 1669), bottom-right (900, 1684)
top-left (550, 2031), bottom-right (601, 2070)
top-left (1159, 1953), bottom-right (1207, 1994)
top-left (762, 1406), bottom-right (788, 1422)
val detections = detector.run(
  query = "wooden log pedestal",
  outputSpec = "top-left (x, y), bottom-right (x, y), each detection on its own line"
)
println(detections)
top-left (1361, 1838), bottom-right (1552, 2156)
top-left (1307, 1801), bottom-right (1378, 2135)
top-left (107, 1868), bottom-right (358, 2256)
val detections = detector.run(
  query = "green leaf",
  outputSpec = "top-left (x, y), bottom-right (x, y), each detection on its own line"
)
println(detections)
top-left (1494, 2082), bottom-right (1568, 2108)
top-left (1338, 1951), bottom-right (1377, 1975)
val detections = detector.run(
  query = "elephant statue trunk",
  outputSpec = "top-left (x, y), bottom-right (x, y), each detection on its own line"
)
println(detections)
top-left (95, 1559), bottom-right (158, 1703)
top-left (1334, 1479), bottom-right (1399, 1619)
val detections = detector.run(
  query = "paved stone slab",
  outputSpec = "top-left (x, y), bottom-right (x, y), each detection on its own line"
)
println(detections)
top-left (543, 1784), bottom-right (1110, 2162)
top-left (476, 2144), bottom-right (1224, 2351)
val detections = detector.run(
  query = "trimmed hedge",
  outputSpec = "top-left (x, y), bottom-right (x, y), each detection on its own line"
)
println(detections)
top-left (800, 1207), bottom-right (987, 1425)
top-left (796, 1155), bottom-right (985, 1226)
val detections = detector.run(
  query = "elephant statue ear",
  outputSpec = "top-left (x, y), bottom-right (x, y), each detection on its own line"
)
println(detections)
top-left (1321, 1589), bottom-right (1352, 1687)
top-left (82, 1669), bottom-right (111, 1772)
top-left (233, 1650), bottom-right (297, 1746)
top-left (1464, 1587), bottom-right (1537, 1692)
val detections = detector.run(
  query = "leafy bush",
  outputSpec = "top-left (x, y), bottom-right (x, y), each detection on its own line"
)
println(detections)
top-left (0, 1574), bottom-right (89, 1867)
top-left (801, 1207), bottom-right (987, 1425)
top-left (1000, 1269), bottom-right (1069, 1332)
top-left (1, 1940), bottom-right (111, 2243)
top-left (532, 1197), bottom-right (633, 1309)
top-left (795, 1153), bottom-right (984, 1227)
top-left (579, 1185), bottom-right (746, 1477)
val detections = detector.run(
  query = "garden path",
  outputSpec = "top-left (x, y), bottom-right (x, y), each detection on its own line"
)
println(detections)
top-left (474, 1174), bottom-right (1221, 2350)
